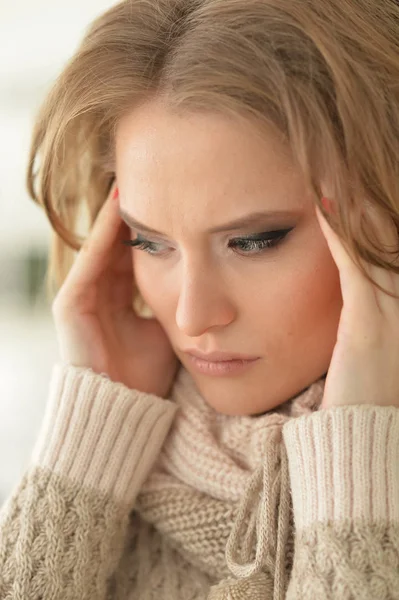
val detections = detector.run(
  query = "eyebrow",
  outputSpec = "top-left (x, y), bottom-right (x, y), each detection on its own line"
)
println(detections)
top-left (119, 208), bottom-right (301, 236)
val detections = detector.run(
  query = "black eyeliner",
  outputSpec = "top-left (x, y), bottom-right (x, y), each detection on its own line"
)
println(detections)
top-left (123, 227), bottom-right (294, 245)
top-left (231, 227), bottom-right (294, 242)
top-left (122, 238), bottom-right (146, 247)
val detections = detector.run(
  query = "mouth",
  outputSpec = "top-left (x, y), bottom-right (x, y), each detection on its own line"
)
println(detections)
top-left (184, 349), bottom-right (260, 362)
top-left (184, 352), bottom-right (260, 377)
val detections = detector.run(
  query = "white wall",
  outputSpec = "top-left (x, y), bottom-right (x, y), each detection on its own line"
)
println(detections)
top-left (0, 0), bottom-right (117, 252)
top-left (0, 0), bottom-right (118, 504)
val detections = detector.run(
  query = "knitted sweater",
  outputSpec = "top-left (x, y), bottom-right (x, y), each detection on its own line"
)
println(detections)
top-left (0, 362), bottom-right (399, 599)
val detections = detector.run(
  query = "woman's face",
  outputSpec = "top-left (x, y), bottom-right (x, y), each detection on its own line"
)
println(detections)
top-left (115, 100), bottom-right (343, 416)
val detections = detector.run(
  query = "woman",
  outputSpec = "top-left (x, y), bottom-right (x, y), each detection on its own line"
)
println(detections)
top-left (1, 0), bottom-right (399, 597)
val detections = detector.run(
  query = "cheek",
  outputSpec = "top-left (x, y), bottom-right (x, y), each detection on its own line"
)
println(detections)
top-left (132, 253), bottom-right (153, 302)
top-left (247, 241), bottom-right (342, 345)
top-left (274, 243), bottom-right (342, 341)
top-left (132, 254), bottom-right (169, 316)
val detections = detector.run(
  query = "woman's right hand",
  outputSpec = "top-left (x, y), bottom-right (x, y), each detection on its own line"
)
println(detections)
top-left (51, 182), bottom-right (179, 397)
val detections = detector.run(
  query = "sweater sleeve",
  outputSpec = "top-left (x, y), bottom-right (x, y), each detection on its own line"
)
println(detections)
top-left (0, 363), bottom-right (178, 600)
top-left (282, 404), bottom-right (399, 600)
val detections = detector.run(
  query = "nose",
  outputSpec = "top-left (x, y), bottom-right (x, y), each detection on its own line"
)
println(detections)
top-left (175, 260), bottom-right (236, 337)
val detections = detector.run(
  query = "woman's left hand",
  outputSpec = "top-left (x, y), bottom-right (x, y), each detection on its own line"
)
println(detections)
top-left (315, 198), bottom-right (399, 410)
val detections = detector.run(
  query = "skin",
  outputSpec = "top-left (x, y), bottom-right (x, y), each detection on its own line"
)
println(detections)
top-left (114, 99), bottom-right (343, 416)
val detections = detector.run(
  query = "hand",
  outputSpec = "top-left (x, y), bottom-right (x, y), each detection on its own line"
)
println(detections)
top-left (51, 183), bottom-right (179, 397)
top-left (315, 198), bottom-right (399, 410)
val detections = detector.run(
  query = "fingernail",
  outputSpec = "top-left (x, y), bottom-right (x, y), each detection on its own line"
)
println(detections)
top-left (112, 187), bottom-right (119, 200)
top-left (321, 197), bottom-right (333, 213)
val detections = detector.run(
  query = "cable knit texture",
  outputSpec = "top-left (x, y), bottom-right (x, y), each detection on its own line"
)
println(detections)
top-left (0, 362), bottom-right (399, 599)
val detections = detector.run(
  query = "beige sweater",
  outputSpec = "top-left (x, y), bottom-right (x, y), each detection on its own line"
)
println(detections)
top-left (0, 362), bottom-right (399, 599)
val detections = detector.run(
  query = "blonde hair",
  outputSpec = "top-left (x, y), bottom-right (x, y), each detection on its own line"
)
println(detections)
top-left (26, 0), bottom-right (399, 305)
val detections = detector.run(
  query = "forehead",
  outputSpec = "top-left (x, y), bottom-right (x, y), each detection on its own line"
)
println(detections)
top-left (114, 102), bottom-right (309, 226)
top-left (116, 101), bottom-right (292, 174)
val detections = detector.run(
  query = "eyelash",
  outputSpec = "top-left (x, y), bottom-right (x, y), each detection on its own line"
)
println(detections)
top-left (122, 228), bottom-right (294, 256)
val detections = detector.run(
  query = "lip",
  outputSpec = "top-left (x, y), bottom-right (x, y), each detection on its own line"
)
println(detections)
top-left (185, 353), bottom-right (260, 376)
top-left (184, 349), bottom-right (260, 362)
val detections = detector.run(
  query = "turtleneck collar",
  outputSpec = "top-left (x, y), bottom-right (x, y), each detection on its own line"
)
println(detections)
top-left (135, 365), bottom-right (326, 597)
top-left (140, 364), bottom-right (325, 503)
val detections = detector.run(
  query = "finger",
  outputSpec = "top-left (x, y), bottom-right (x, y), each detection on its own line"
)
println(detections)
top-left (364, 204), bottom-right (399, 316)
top-left (58, 184), bottom-right (124, 302)
top-left (316, 202), bottom-right (399, 317)
top-left (315, 204), bottom-right (361, 283)
top-left (315, 204), bottom-right (381, 323)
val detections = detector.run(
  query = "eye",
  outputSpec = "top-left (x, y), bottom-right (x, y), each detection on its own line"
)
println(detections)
top-left (228, 227), bottom-right (294, 255)
top-left (122, 236), bottom-right (167, 255)
top-left (122, 227), bottom-right (295, 257)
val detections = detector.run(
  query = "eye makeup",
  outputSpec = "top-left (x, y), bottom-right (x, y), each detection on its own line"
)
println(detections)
top-left (122, 227), bottom-right (295, 256)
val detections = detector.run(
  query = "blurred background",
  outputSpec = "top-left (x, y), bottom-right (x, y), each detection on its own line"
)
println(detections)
top-left (0, 0), bottom-right (118, 506)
